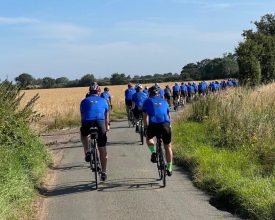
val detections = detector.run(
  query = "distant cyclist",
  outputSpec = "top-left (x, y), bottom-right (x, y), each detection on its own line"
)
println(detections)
top-left (143, 86), bottom-right (149, 96)
top-left (155, 83), bottom-right (164, 99)
top-left (132, 84), bottom-right (148, 132)
top-left (164, 85), bottom-right (172, 107)
top-left (180, 82), bottom-right (187, 105)
top-left (101, 87), bottom-right (112, 109)
top-left (172, 82), bottom-right (180, 110)
top-left (125, 83), bottom-right (136, 114)
top-left (80, 82), bottom-right (110, 181)
top-left (143, 86), bottom-right (173, 176)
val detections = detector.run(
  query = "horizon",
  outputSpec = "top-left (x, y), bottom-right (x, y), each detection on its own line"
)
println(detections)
top-left (1, 0), bottom-right (275, 81)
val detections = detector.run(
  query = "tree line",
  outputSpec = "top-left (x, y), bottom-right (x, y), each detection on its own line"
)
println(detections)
top-left (12, 53), bottom-right (238, 89)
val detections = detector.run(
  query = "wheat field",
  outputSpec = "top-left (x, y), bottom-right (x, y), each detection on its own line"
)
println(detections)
top-left (22, 82), bottom-right (182, 128)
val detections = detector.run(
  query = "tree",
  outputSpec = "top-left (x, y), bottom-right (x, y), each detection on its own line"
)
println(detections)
top-left (181, 63), bottom-right (199, 80)
top-left (42, 77), bottom-right (55, 88)
top-left (236, 13), bottom-right (275, 85)
top-left (79, 74), bottom-right (95, 87)
top-left (236, 39), bottom-right (262, 86)
top-left (15, 73), bottom-right (34, 88)
top-left (55, 77), bottom-right (69, 86)
top-left (110, 73), bottom-right (128, 85)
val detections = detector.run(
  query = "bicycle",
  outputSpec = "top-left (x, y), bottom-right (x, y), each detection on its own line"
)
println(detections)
top-left (179, 95), bottom-right (184, 108)
top-left (156, 134), bottom-right (167, 187)
top-left (173, 96), bottom-right (180, 111)
top-left (88, 127), bottom-right (102, 189)
top-left (136, 114), bottom-right (144, 145)
top-left (127, 107), bottom-right (135, 128)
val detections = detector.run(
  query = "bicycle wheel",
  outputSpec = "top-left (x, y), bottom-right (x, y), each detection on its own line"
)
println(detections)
top-left (140, 120), bottom-right (144, 145)
top-left (93, 140), bottom-right (99, 189)
top-left (127, 111), bottom-right (131, 128)
top-left (160, 147), bottom-right (166, 187)
top-left (156, 141), bottom-right (163, 180)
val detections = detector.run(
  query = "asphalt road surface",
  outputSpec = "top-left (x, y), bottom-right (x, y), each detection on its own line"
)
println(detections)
top-left (41, 120), bottom-right (239, 220)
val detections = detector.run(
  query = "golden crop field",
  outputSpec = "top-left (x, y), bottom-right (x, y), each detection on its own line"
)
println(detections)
top-left (21, 81), bottom-right (206, 128)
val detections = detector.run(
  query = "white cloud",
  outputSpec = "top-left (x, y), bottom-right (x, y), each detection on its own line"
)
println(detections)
top-left (0, 16), bottom-right (39, 25)
top-left (16, 22), bottom-right (93, 41)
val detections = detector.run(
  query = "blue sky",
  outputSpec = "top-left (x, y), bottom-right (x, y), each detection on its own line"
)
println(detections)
top-left (0, 0), bottom-right (274, 80)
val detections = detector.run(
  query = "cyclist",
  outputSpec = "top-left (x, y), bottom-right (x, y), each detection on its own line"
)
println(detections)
top-left (101, 87), bottom-right (112, 109)
top-left (80, 82), bottom-right (110, 181)
top-left (155, 83), bottom-right (164, 99)
top-left (193, 82), bottom-right (198, 95)
top-left (143, 86), bottom-right (149, 96)
top-left (164, 85), bottom-right (172, 107)
top-left (125, 83), bottom-right (136, 115)
top-left (172, 82), bottom-right (180, 110)
top-left (198, 82), bottom-right (205, 96)
top-left (132, 84), bottom-right (148, 132)
top-left (180, 82), bottom-right (187, 105)
top-left (143, 86), bottom-right (173, 176)
top-left (187, 82), bottom-right (195, 101)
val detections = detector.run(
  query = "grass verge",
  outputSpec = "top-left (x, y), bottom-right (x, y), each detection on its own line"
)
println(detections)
top-left (173, 121), bottom-right (274, 219)
top-left (173, 84), bottom-right (275, 220)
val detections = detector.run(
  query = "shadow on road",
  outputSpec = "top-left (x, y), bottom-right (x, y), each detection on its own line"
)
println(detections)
top-left (50, 163), bottom-right (89, 171)
top-left (38, 181), bottom-right (96, 197)
top-left (107, 141), bottom-right (139, 146)
top-left (51, 144), bottom-right (82, 151)
top-left (98, 178), bottom-right (162, 192)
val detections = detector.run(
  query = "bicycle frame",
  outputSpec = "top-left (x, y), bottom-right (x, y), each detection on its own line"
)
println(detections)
top-left (88, 127), bottom-right (102, 189)
top-left (156, 135), bottom-right (167, 187)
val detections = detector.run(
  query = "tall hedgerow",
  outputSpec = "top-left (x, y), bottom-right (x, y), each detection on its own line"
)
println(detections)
top-left (0, 81), bottom-right (51, 219)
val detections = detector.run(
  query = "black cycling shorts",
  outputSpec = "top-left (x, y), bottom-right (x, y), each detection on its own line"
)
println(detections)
top-left (80, 120), bottom-right (107, 147)
top-left (164, 93), bottom-right (171, 100)
top-left (133, 108), bottom-right (143, 119)
top-left (125, 100), bottom-right (132, 107)
top-left (146, 123), bottom-right (171, 145)
top-left (173, 92), bottom-right (179, 100)
top-left (181, 91), bottom-right (187, 97)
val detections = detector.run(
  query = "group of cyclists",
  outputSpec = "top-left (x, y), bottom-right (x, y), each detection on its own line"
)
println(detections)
top-left (79, 79), bottom-right (238, 182)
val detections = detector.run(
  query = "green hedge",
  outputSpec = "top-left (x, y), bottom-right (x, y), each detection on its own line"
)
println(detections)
top-left (0, 82), bottom-right (51, 219)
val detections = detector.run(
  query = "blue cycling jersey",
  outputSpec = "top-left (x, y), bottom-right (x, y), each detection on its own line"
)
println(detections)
top-left (159, 89), bottom-right (165, 99)
top-left (125, 88), bottom-right (136, 101)
top-left (143, 96), bottom-right (170, 124)
top-left (198, 84), bottom-right (204, 91)
top-left (132, 91), bottom-right (148, 110)
top-left (173, 85), bottom-right (180, 92)
top-left (80, 95), bottom-right (109, 122)
top-left (180, 85), bottom-right (187, 92)
top-left (164, 88), bottom-right (171, 95)
top-left (143, 89), bottom-right (149, 95)
top-left (187, 85), bottom-right (194, 92)
top-left (100, 91), bottom-right (111, 101)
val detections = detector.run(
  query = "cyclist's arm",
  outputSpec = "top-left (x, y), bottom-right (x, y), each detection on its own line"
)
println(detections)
top-left (105, 111), bottom-right (110, 131)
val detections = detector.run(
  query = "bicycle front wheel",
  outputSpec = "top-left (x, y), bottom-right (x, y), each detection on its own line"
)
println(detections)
top-left (140, 120), bottom-right (144, 145)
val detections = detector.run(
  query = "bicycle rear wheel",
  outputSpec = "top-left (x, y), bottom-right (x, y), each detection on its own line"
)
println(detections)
top-left (140, 119), bottom-right (144, 145)
top-left (156, 140), bottom-right (166, 187)
top-left (93, 140), bottom-right (100, 189)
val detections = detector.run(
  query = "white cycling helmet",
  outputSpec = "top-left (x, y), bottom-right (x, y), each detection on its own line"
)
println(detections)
top-left (135, 83), bottom-right (143, 89)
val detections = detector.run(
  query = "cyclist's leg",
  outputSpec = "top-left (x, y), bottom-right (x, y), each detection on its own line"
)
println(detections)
top-left (80, 122), bottom-right (90, 154)
top-left (146, 124), bottom-right (157, 162)
top-left (96, 121), bottom-right (108, 173)
top-left (161, 123), bottom-right (173, 174)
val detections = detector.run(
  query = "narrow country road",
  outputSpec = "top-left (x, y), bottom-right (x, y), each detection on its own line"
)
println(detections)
top-left (40, 120), bottom-right (239, 220)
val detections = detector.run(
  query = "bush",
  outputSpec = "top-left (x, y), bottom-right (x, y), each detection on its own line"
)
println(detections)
top-left (0, 81), bottom-right (51, 219)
